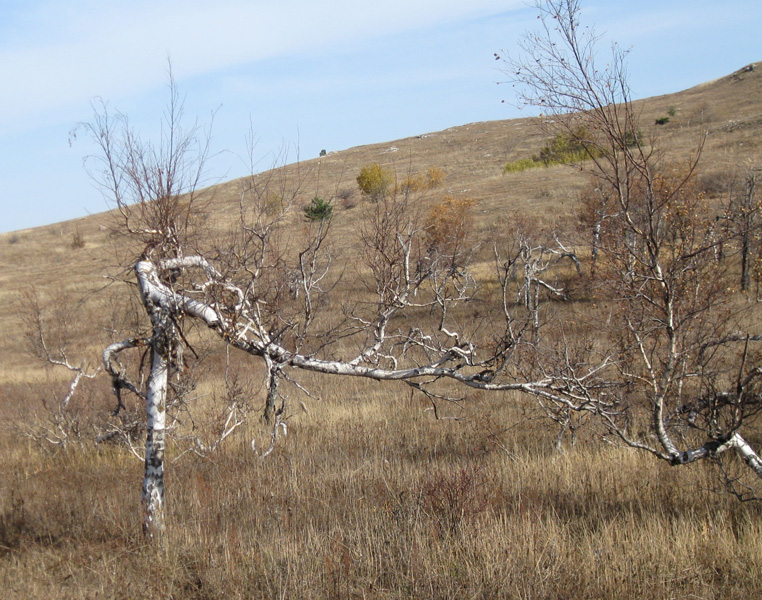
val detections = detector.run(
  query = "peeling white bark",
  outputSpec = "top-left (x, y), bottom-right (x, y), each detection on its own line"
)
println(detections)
top-left (136, 260), bottom-right (221, 326)
top-left (142, 346), bottom-right (168, 539)
top-left (134, 260), bottom-right (176, 538)
top-left (133, 256), bottom-right (571, 394)
top-left (726, 433), bottom-right (762, 478)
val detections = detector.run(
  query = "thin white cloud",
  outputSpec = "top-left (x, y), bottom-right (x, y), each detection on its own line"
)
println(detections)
top-left (0, 0), bottom-right (520, 134)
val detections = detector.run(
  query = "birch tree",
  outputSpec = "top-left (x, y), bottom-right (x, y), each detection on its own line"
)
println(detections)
top-left (498, 0), bottom-right (762, 496)
top-left (78, 72), bottom-right (516, 536)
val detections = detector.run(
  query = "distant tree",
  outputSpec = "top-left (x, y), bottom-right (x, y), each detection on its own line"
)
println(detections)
top-left (719, 165), bottom-right (760, 291)
top-left (356, 163), bottom-right (394, 202)
top-left (425, 196), bottom-right (477, 268)
top-left (537, 126), bottom-right (601, 165)
top-left (400, 167), bottom-right (446, 194)
top-left (504, 127), bottom-right (614, 172)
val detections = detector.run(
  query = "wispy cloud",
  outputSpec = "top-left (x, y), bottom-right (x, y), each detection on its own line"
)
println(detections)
top-left (0, 0), bottom-right (519, 134)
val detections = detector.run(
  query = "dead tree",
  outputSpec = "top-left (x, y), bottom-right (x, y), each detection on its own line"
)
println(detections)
top-left (498, 0), bottom-right (762, 494)
top-left (718, 165), bottom-right (760, 292)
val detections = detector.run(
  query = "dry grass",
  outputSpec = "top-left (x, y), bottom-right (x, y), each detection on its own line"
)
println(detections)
top-left (1, 64), bottom-right (762, 598)
top-left (2, 389), bottom-right (762, 599)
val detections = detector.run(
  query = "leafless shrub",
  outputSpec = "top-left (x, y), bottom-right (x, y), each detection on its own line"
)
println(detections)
top-left (13, 289), bottom-right (101, 451)
top-left (71, 228), bottom-right (86, 249)
top-left (421, 465), bottom-right (493, 536)
top-left (336, 187), bottom-right (357, 210)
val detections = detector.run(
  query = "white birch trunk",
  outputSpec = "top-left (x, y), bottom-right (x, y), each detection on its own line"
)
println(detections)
top-left (135, 260), bottom-right (174, 539)
top-left (142, 344), bottom-right (168, 539)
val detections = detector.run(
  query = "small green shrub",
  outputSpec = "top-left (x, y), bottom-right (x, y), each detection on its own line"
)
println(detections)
top-left (624, 128), bottom-right (640, 147)
top-left (655, 116), bottom-right (670, 125)
top-left (303, 196), bottom-right (333, 221)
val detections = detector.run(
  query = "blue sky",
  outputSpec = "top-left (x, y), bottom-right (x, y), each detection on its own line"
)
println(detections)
top-left (1, 0), bottom-right (760, 233)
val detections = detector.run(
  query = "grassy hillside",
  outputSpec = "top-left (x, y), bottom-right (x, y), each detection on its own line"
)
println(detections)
top-left (1, 63), bottom-right (761, 598)
top-left (1, 63), bottom-right (760, 382)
